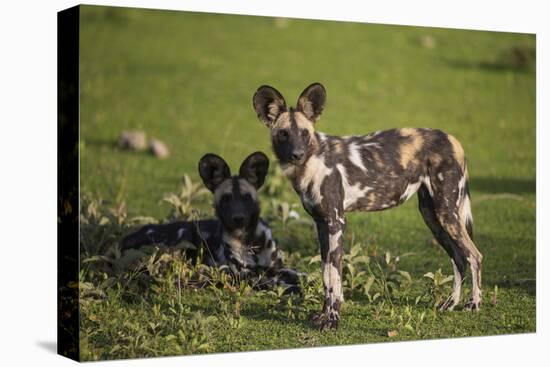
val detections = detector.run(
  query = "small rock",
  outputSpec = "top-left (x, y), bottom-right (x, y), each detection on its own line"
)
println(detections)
top-left (289, 210), bottom-right (300, 219)
top-left (274, 17), bottom-right (290, 29)
top-left (118, 130), bottom-right (147, 151)
top-left (149, 139), bottom-right (170, 159)
top-left (387, 330), bottom-right (398, 337)
top-left (420, 35), bottom-right (436, 49)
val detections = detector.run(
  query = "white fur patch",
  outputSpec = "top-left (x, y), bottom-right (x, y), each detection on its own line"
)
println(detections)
top-left (328, 230), bottom-right (342, 251)
top-left (255, 221), bottom-right (276, 268)
top-left (437, 172), bottom-right (444, 181)
top-left (335, 164), bottom-right (371, 210)
top-left (255, 221), bottom-right (273, 245)
top-left (347, 142), bottom-right (367, 171)
top-left (177, 228), bottom-right (186, 239)
top-left (334, 208), bottom-right (345, 225)
top-left (400, 180), bottom-right (422, 202)
top-left (223, 233), bottom-right (255, 268)
top-left (450, 259), bottom-right (462, 306)
top-left (257, 245), bottom-right (274, 267)
top-left (299, 154), bottom-right (333, 204)
top-left (323, 262), bottom-right (343, 301)
top-left (280, 163), bottom-right (296, 177)
top-left (457, 175), bottom-right (466, 207)
top-left (146, 229), bottom-right (154, 235)
top-left (400, 175), bottom-right (432, 202)
top-left (467, 255), bottom-right (482, 304)
top-left (460, 194), bottom-right (473, 227)
top-left (421, 175), bottom-right (434, 196)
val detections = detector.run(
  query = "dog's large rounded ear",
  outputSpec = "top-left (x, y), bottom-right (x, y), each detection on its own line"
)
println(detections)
top-left (239, 151), bottom-right (269, 189)
top-left (198, 154), bottom-right (231, 192)
top-left (253, 85), bottom-right (287, 127)
top-left (296, 82), bottom-right (326, 122)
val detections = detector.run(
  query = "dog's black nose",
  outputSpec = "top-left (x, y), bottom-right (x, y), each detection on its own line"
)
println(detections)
top-left (232, 215), bottom-right (245, 226)
top-left (292, 150), bottom-right (304, 161)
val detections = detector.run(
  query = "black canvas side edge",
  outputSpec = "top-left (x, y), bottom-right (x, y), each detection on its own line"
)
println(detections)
top-left (57, 5), bottom-right (80, 362)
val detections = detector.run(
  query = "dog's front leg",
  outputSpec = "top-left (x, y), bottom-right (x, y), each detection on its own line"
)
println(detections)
top-left (311, 215), bottom-right (345, 331)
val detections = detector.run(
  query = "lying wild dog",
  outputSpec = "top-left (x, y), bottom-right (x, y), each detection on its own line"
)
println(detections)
top-left (253, 83), bottom-right (483, 330)
top-left (122, 152), bottom-right (301, 292)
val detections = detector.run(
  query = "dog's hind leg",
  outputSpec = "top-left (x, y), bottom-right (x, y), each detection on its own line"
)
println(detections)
top-left (429, 185), bottom-right (483, 310)
top-left (456, 175), bottom-right (482, 309)
top-left (418, 185), bottom-right (467, 310)
top-left (437, 212), bottom-right (482, 310)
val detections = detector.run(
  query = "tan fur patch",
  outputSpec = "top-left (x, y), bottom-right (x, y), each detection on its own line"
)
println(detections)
top-left (365, 192), bottom-right (376, 208)
top-left (331, 139), bottom-right (344, 154)
top-left (271, 111), bottom-right (316, 137)
top-left (399, 129), bottom-right (424, 169)
top-left (372, 150), bottom-right (383, 167)
top-left (271, 112), bottom-right (291, 132)
top-left (446, 222), bottom-right (459, 238)
top-left (400, 128), bottom-right (418, 137)
top-left (447, 134), bottom-right (465, 169)
top-left (430, 152), bottom-right (443, 166)
top-left (293, 111), bottom-right (316, 134)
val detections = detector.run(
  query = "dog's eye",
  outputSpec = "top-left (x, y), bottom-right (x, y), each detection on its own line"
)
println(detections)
top-left (243, 193), bottom-right (252, 201)
top-left (301, 129), bottom-right (309, 138)
top-left (221, 194), bottom-right (231, 202)
top-left (278, 129), bottom-right (289, 139)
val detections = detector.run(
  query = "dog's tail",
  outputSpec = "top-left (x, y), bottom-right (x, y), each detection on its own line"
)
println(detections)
top-left (460, 168), bottom-right (474, 240)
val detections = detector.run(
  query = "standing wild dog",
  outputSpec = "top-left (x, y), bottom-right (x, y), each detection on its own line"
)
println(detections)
top-left (122, 152), bottom-right (301, 291)
top-left (253, 83), bottom-right (482, 330)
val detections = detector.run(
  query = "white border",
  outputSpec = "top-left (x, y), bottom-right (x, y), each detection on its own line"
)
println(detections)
top-left (0, 1), bottom-right (547, 366)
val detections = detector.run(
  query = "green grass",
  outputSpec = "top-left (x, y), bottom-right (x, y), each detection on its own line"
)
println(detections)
top-left (78, 5), bottom-right (536, 361)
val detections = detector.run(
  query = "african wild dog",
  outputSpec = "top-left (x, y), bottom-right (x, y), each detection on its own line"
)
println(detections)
top-left (253, 83), bottom-right (483, 330)
top-left (122, 152), bottom-right (301, 291)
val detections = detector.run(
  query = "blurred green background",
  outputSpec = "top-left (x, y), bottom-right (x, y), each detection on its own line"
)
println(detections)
top-left (78, 6), bottom-right (536, 358)
top-left (79, 5), bottom-right (535, 217)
